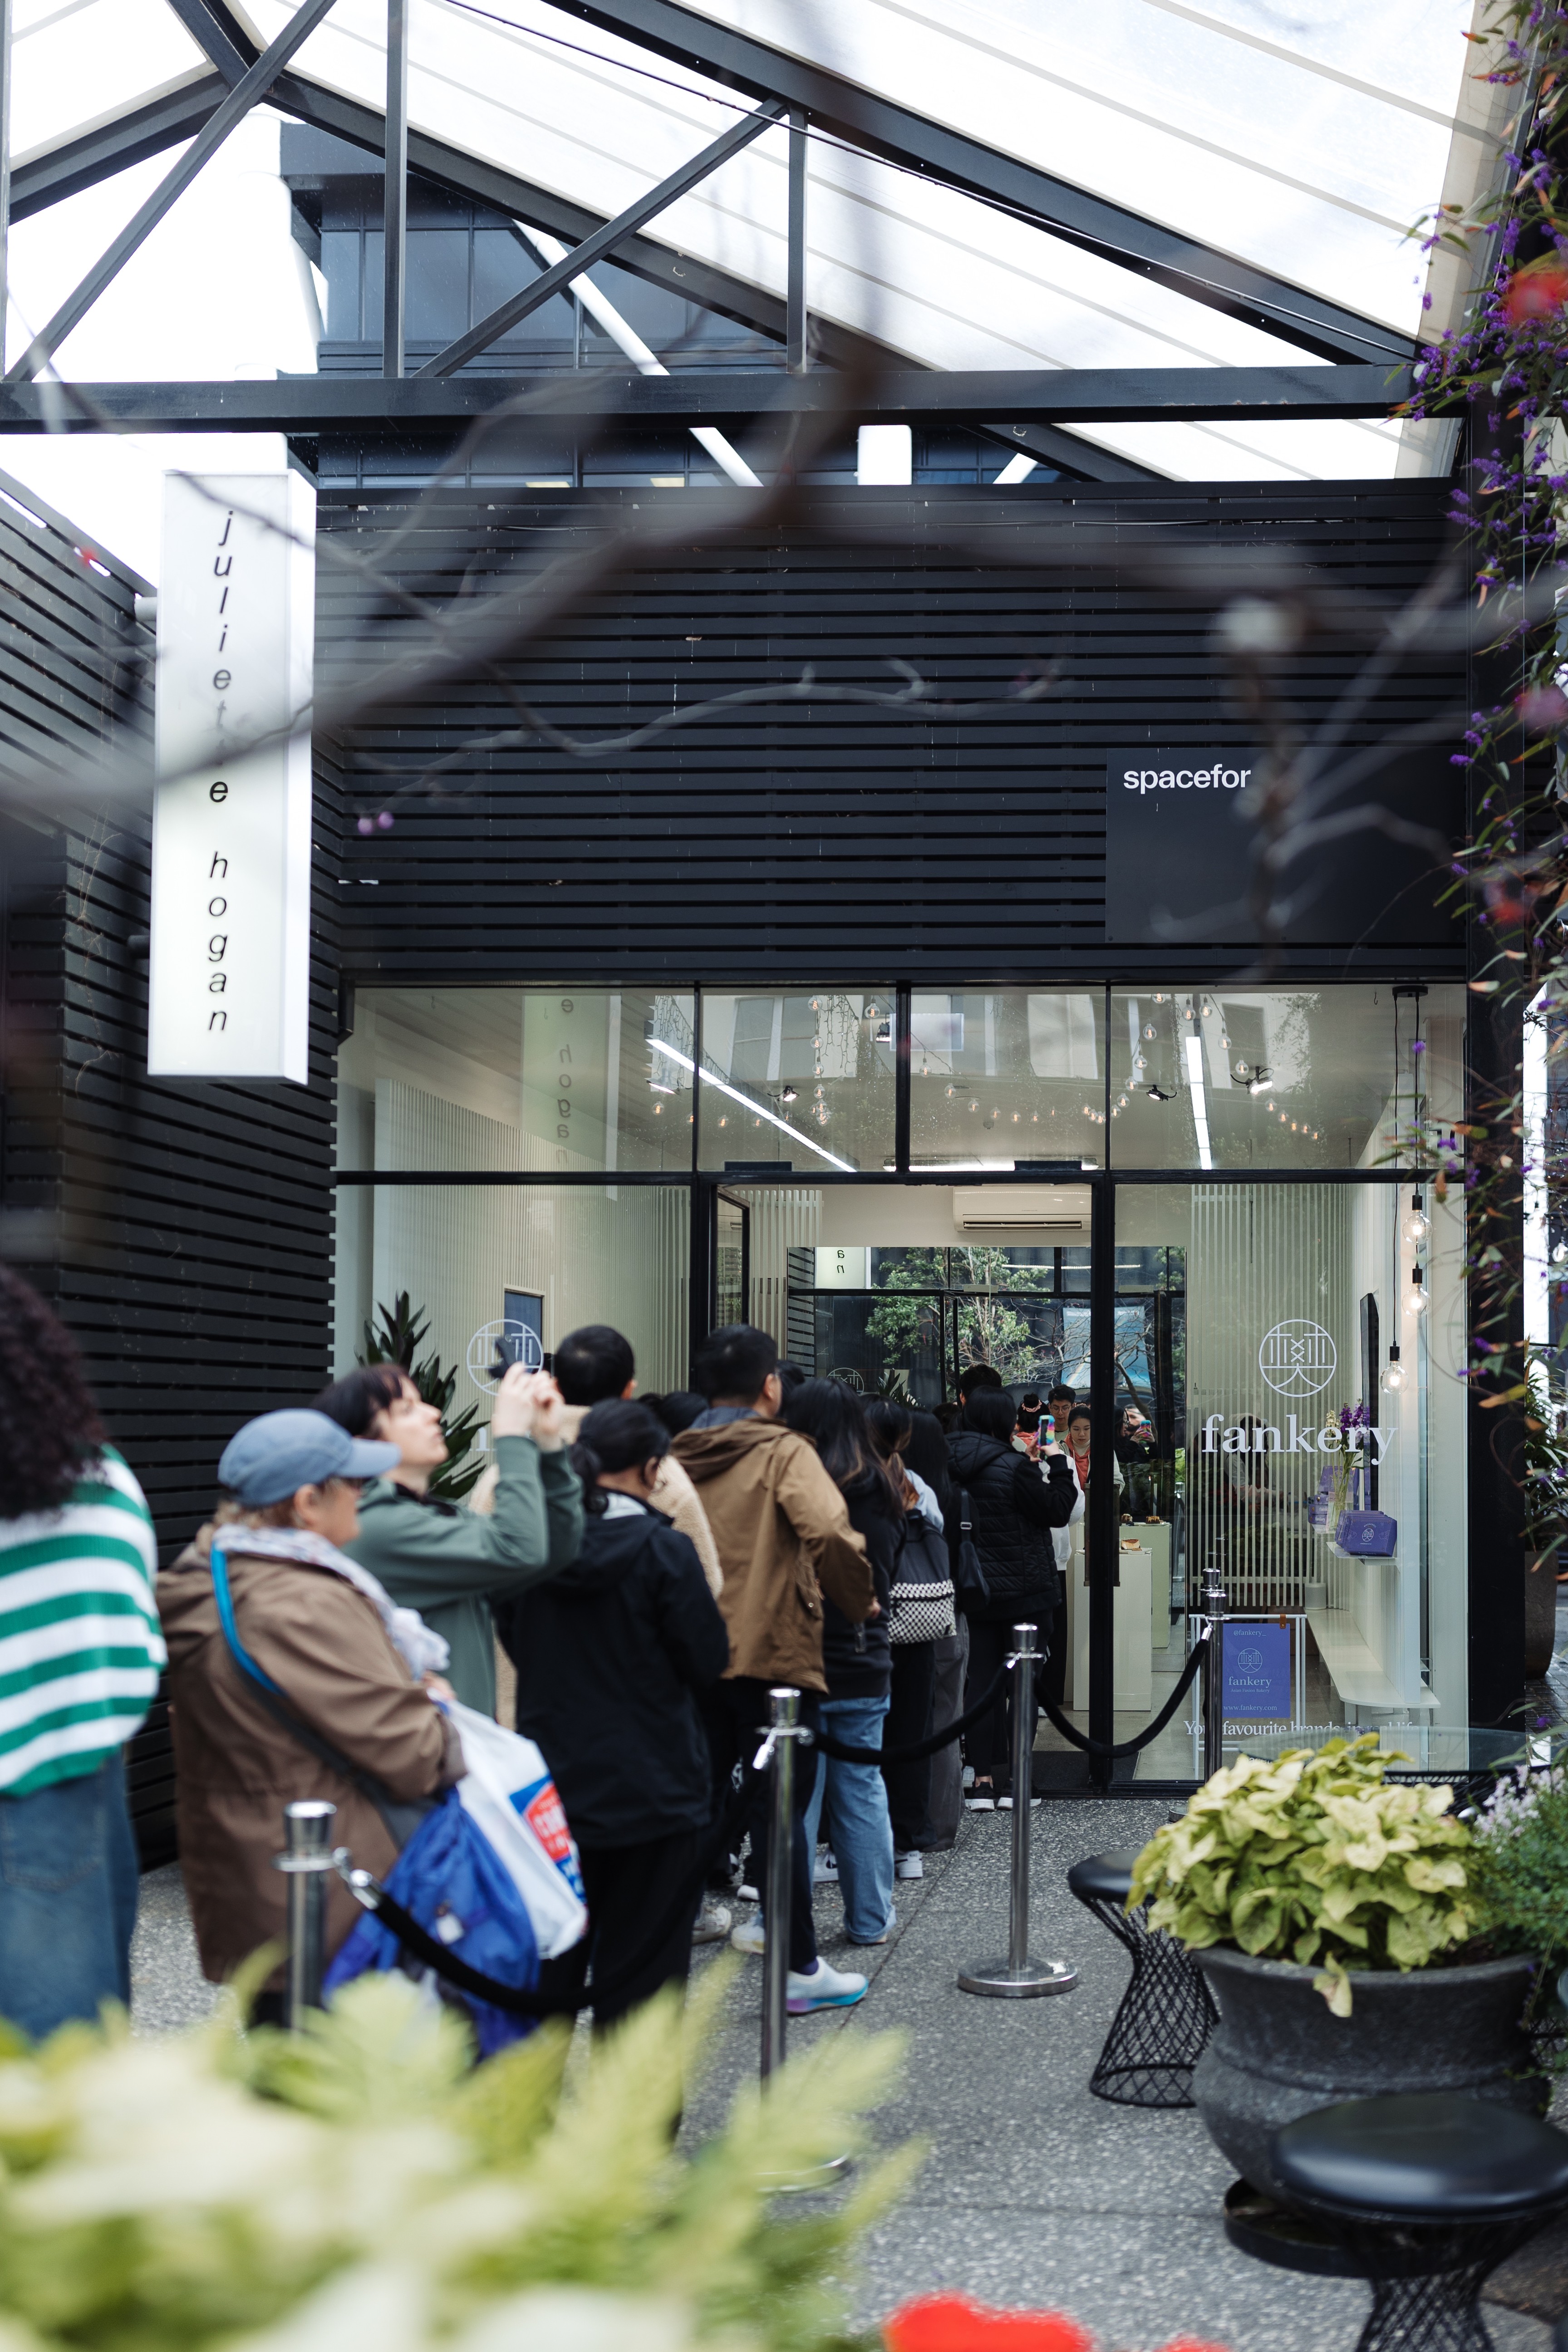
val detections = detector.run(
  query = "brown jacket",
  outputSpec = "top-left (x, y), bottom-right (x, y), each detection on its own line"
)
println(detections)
top-left (470, 1405), bottom-right (723, 1596)
top-left (670, 1417), bottom-right (872, 1691)
top-left (158, 1527), bottom-right (463, 1988)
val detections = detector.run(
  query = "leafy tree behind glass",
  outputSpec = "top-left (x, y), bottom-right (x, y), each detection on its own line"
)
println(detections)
top-left (360, 1292), bottom-right (485, 1502)
top-left (865, 1245), bottom-right (1056, 1391)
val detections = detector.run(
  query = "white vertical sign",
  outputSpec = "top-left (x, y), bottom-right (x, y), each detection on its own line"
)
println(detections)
top-left (148, 470), bottom-right (315, 1082)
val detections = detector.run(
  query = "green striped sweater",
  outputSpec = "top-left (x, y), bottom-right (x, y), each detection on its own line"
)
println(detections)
top-left (0, 1447), bottom-right (164, 1797)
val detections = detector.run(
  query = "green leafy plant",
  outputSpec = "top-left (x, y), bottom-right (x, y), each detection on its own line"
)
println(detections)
top-left (1467, 1759), bottom-right (1568, 1965)
top-left (1128, 1735), bottom-right (1476, 2015)
top-left (361, 1291), bottom-right (485, 1503)
top-left (0, 1968), bottom-right (916, 2352)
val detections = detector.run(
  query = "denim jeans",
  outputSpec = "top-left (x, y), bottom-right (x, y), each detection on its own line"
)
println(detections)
top-left (0, 1752), bottom-right (138, 2041)
top-left (803, 1694), bottom-right (895, 1943)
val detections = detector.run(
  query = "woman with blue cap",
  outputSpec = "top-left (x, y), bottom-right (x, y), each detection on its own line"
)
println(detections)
top-left (157, 1408), bottom-right (466, 2019)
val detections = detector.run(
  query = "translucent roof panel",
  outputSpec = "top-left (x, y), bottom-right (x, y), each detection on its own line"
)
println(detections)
top-left (32, 0), bottom-right (1515, 480)
top-left (12, 0), bottom-right (211, 166)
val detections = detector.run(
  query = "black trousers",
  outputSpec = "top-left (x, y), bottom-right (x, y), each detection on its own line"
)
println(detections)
top-left (712, 1676), bottom-right (820, 1973)
top-left (882, 1641), bottom-right (938, 1849)
top-left (546, 1826), bottom-right (706, 2028)
top-left (963, 1603), bottom-right (1053, 1790)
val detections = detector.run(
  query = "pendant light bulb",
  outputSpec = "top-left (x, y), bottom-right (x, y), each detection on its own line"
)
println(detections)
top-left (1407, 1267), bottom-right (1429, 1316)
top-left (1402, 1191), bottom-right (1430, 1249)
top-left (1381, 1343), bottom-right (1406, 1395)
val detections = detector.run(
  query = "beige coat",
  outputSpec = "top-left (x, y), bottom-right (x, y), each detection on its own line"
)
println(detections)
top-left (470, 1406), bottom-right (723, 1594)
top-left (158, 1527), bottom-right (463, 1988)
top-left (671, 1418), bottom-right (872, 1692)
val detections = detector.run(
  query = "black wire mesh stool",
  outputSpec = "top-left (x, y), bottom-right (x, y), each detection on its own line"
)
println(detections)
top-left (1066, 1847), bottom-right (1217, 2109)
top-left (1270, 2093), bottom-right (1568, 2352)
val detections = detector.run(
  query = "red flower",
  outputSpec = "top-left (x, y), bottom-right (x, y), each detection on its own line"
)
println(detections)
top-left (1516, 684), bottom-right (1568, 732)
top-left (1503, 262), bottom-right (1568, 323)
top-left (882, 2296), bottom-right (1232, 2352)
top-left (884, 2296), bottom-right (1093, 2352)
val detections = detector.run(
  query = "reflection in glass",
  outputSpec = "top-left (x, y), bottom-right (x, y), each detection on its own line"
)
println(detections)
top-left (335, 988), bottom-right (695, 1172)
top-left (909, 990), bottom-right (1104, 1168)
top-left (332, 1183), bottom-right (690, 1405)
top-left (697, 990), bottom-right (895, 1173)
top-left (1108, 986), bottom-right (1466, 1169)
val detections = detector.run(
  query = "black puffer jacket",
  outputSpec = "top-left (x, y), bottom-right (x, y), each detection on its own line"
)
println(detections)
top-left (943, 1434), bottom-right (1076, 1621)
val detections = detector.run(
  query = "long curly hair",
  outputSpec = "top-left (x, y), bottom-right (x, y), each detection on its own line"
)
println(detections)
top-left (0, 1268), bottom-right (105, 1518)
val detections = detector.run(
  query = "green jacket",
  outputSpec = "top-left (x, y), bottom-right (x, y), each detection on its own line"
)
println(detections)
top-left (346, 1436), bottom-right (584, 1713)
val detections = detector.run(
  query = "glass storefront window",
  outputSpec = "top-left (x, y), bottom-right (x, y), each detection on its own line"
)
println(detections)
top-left (1075, 1178), bottom-right (1467, 1781)
top-left (697, 990), bottom-right (895, 1173)
top-left (1107, 985), bottom-right (1466, 1170)
top-left (909, 990), bottom-right (1105, 1169)
top-left (335, 988), bottom-right (696, 1173)
top-left (332, 1182), bottom-right (691, 1405)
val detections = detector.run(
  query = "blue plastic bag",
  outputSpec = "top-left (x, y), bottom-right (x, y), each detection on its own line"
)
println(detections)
top-left (324, 1787), bottom-right (542, 2057)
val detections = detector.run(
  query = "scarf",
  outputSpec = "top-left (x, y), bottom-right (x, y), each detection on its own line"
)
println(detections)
top-left (210, 1523), bottom-right (450, 1680)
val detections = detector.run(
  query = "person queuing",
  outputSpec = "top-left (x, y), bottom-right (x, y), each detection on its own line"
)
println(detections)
top-left (495, 1400), bottom-right (729, 2029)
top-left (864, 1398), bottom-right (955, 1880)
top-left (313, 1360), bottom-right (583, 1715)
top-left (158, 1410), bottom-right (464, 2024)
top-left (671, 1325), bottom-right (875, 2014)
top-left (947, 1387), bottom-right (1076, 1811)
top-left (0, 1270), bottom-right (164, 2042)
top-left (900, 1409), bottom-right (966, 1848)
top-left (547, 1326), bottom-right (721, 1595)
top-left (783, 1380), bottom-right (901, 1946)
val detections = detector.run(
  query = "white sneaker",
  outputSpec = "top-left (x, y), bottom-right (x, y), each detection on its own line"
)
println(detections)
top-left (730, 1915), bottom-right (765, 1955)
top-left (895, 1851), bottom-right (924, 1881)
top-left (693, 1899), bottom-right (732, 1944)
top-left (737, 1881), bottom-right (759, 1904)
top-left (786, 1958), bottom-right (868, 2013)
top-left (813, 1850), bottom-right (840, 1885)
top-left (996, 1792), bottom-right (1041, 1811)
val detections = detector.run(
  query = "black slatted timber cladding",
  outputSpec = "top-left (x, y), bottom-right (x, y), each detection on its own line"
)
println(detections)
top-left (320, 477), bottom-right (1465, 985)
top-left (0, 478), bottom-right (339, 1865)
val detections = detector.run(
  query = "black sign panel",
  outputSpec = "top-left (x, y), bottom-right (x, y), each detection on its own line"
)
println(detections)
top-left (1103, 750), bottom-right (1464, 948)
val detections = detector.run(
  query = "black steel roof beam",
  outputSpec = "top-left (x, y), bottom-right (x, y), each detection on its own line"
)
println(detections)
top-left (6, 0), bottom-right (344, 382)
top-left (10, 75), bottom-right (231, 218)
top-left (552, 0), bottom-right (1416, 366)
top-left (416, 95), bottom-right (785, 377)
top-left (162, 0), bottom-right (250, 84)
top-left (0, 362), bottom-right (1411, 432)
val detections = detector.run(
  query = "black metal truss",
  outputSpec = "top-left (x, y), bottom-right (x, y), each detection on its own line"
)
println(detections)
top-left (0, 361), bottom-right (1411, 435)
top-left (553, 0), bottom-right (1415, 366)
top-left (8, 0), bottom-right (1159, 481)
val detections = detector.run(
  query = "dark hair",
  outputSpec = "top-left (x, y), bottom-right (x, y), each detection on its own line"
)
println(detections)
top-left (555, 1324), bottom-right (634, 1407)
top-left (1048, 1382), bottom-right (1076, 1406)
top-left (1067, 1404), bottom-right (1092, 1434)
top-left (932, 1401), bottom-right (959, 1434)
top-left (0, 1268), bottom-right (106, 1518)
top-left (964, 1388), bottom-right (1021, 1444)
top-left (313, 1363), bottom-right (410, 1437)
top-left (1016, 1403), bottom-right (1042, 1433)
top-left (900, 1409), bottom-right (952, 1509)
top-left (864, 1396), bottom-right (914, 1464)
top-left (777, 1359), bottom-right (808, 1399)
top-left (956, 1362), bottom-right (1004, 1400)
top-left (783, 1377), bottom-right (901, 1517)
top-left (692, 1323), bottom-right (778, 1404)
top-left (647, 1389), bottom-right (707, 1436)
top-left (572, 1398), bottom-right (670, 1516)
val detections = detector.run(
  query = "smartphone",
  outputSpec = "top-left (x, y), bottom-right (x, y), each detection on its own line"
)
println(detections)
top-left (1043, 1413), bottom-right (1056, 1437)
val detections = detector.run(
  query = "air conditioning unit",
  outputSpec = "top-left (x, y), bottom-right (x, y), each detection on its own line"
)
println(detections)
top-left (952, 1186), bottom-right (1089, 1233)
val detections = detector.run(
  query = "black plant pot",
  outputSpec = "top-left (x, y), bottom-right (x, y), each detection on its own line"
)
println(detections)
top-left (1191, 1945), bottom-right (1547, 2202)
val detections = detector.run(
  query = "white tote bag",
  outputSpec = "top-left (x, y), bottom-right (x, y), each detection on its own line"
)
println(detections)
top-left (445, 1701), bottom-right (588, 1960)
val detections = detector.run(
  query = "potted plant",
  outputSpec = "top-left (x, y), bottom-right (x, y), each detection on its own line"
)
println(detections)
top-left (1128, 1736), bottom-right (1547, 2203)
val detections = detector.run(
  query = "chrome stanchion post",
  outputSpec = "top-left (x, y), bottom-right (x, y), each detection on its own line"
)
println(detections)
top-left (1197, 1565), bottom-right (1228, 1783)
top-left (753, 1687), bottom-right (851, 2192)
top-left (273, 1798), bottom-right (338, 2028)
top-left (759, 1685), bottom-right (798, 2085)
top-left (957, 1625), bottom-right (1077, 2000)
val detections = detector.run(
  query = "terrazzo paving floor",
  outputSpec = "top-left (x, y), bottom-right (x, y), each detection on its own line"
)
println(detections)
top-left (132, 1801), bottom-right (1561, 2352)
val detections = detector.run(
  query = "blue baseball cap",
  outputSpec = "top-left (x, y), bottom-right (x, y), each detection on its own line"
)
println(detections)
top-left (218, 1409), bottom-right (400, 1507)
